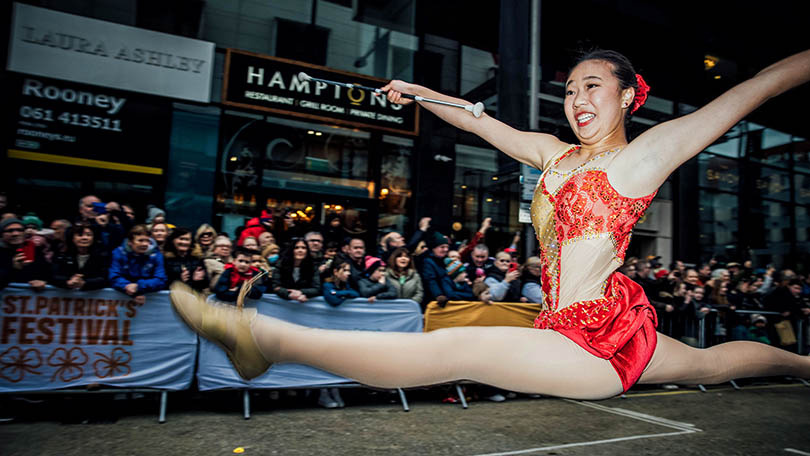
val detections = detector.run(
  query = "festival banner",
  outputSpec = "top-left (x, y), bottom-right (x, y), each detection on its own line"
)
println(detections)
top-left (197, 296), bottom-right (422, 390)
top-left (0, 285), bottom-right (197, 392)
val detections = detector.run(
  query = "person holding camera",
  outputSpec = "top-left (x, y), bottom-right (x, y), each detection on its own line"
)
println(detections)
top-left (1, 218), bottom-right (51, 291)
top-left (483, 251), bottom-right (524, 303)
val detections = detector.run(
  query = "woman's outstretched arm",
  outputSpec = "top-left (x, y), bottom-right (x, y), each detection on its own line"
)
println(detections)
top-left (381, 80), bottom-right (568, 170)
top-left (618, 49), bottom-right (810, 196)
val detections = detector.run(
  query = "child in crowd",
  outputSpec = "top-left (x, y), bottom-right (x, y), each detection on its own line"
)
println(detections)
top-left (213, 247), bottom-right (267, 303)
top-left (472, 281), bottom-right (492, 305)
top-left (357, 256), bottom-right (397, 302)
top-left (262, 243), bottom-right (280, 267)
top-left (250, 252), bottom-right (273, 290)
top-left (322, 257), bottom-right (359, 306)
top-left (384, 247), bottom-right (424, 303)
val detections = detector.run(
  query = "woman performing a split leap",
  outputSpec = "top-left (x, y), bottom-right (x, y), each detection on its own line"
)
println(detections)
top-left (171, 48), bottom-right (810, 400)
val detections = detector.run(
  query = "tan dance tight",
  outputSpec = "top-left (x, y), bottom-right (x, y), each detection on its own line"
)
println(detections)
top-left (250, 316), bottom-right (810, 400)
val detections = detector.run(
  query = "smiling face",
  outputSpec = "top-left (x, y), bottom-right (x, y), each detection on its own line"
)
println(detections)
top-left (151, 224), bottom-right (168, 243)
top-left (564, 60), bottom-right (633, 146)
top-left (395, 253), bottom-right (410, 270)
top-left (174, 233), bottom-right (192, 254)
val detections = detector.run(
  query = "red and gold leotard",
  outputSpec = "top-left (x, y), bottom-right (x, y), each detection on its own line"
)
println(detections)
top-left (531, 144), bottom-right (658, 392)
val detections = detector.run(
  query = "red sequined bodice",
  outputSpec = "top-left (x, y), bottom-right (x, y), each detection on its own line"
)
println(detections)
top-left (530, 145), bottom-right (656, 330)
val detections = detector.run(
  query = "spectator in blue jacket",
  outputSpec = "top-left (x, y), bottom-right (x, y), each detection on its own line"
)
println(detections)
top-left (322, 257), bottom-right (360, 306)
top-left (109, 224), bottom-right (168, 304)
top-left (419, 231), bottom-right (474, 307)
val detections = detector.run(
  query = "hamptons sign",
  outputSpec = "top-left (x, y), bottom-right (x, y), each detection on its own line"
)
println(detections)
top-left (223, 49), bottom-right (418, 135)
top-left (7, 2), bottom-right (215, 102)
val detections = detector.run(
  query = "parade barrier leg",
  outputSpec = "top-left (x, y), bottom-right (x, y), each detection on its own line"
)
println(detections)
top-left (424, 299), bottom-right (541, 408)
top-left (0, 285), bottom-right (197, 423)
top-left (196, 296), bottom-right (423, 415)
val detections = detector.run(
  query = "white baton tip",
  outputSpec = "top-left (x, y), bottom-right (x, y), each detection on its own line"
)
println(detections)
top-left (298, 72), bottom-right (310, 81)
top-left (472, 102), bottom-right (485, 118)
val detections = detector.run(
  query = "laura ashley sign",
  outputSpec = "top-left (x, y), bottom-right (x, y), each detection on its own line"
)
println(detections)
top-left (7, 3), bottom-right (215, 103)
top-left (223, 49), bottom-right (418, 135)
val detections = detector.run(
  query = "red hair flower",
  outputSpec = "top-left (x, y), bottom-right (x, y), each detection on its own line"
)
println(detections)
top-left (631, 74), bottom-right (650, 114)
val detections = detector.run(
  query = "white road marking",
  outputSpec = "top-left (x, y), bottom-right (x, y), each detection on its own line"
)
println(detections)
top-left (785, 449), bottom-right (810, 456)
top-left (470, 430), bottom-right (697, 456)
top-left (468, 399), bottom-right (701, 456)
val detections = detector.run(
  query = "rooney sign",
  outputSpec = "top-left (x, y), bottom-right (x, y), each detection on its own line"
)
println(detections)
top-left (223, 49), bottom-right (418, 136)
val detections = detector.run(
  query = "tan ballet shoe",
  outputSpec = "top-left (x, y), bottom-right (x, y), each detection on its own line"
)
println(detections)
top-left (170, 282), bottom-right (271, 380)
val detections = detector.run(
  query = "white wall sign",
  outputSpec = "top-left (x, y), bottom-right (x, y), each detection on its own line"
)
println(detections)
top-left (7, 3), bottom-right (215, 103)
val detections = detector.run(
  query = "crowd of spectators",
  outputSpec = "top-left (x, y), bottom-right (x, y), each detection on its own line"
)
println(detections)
top-left (2, 192), bottom-right (809, 404)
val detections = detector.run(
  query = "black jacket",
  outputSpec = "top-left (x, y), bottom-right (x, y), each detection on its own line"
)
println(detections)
top-left (51, 250), bottom-right (111, 290)
top-left (163, 251), bottom-right (209, 292)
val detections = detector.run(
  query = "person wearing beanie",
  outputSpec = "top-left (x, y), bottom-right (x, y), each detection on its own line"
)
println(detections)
top-left (1, 218), bottom-right (51, 290)
top-left (21, 212), bottom-right (55, 262)
top-left (144, 205), bottom-right (166, 225)
top-left (418, 230), bottom-right (473, 308)
top-left (357, 256), bottom-right (397, 301)
top-left (238, 210), bottom-right (274, 247)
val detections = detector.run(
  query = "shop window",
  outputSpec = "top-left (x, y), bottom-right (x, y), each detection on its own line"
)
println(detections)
top-left (796, 206), bottom-right (810, 270)
top-left (792, 139), bottom-right (810, 173)
top-left (698, 190), bottom-right (738, 260)
top-left (795, 173), bottom-right (810, 205)
top-left (746, 126), bottom-right (792, 168)
top-left (214, 112), bottom-right (374, 241)
top-left (698, 153), bottom-right (739, 193)
top-left (378, 136), bottom-right (413, 235)
top-left (752, 167), bottom-right (791, 202)
top-left (748, 200), bottom-right (793, 268)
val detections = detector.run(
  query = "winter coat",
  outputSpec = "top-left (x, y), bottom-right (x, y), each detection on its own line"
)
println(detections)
top-left (108, 238), bottom-right (167, 294)
top-left (322, 281), bottom-right (360, 306)
top-left (357, 276), bottom-right (398, 300)
top-left (419, 253), bottom-right (474, 302)
top-left (270, 263), bottom-right (321, 299)
top-left (213, 266), bottom-right (266, 302)
top-left (51, 249), bottom-right (110, 291)
top-left (484, 265), bottom-right (522, 302)
top-left (237, 217), bottom-right (270, 246)
top-left (163, 251), bottom-right (209, 292)
top-left (0, 240), bottom-right (51, 289)
top-left (385, 269), bottom-right (424, 303)
top-left (520, 270), bottom-right (543, 304)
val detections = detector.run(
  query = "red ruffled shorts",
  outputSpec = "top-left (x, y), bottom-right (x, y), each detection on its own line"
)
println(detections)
top-left (534, 272), bottom-right (658, 393)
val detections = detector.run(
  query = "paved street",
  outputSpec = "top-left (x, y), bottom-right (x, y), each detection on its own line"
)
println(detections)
top-left (2, 381), bottom-right (809, 455)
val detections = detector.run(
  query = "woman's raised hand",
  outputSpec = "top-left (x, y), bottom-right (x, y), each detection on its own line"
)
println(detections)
top-left (380, 80), bottom-right (416, 105)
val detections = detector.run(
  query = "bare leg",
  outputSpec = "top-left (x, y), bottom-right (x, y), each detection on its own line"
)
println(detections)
top-left (252, 316), bottom-right (624, 400)
top-left (639, 332), bottom-right (810, 385)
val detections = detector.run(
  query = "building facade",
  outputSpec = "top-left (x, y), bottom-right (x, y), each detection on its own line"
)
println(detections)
top-left (3, 0), bottom-right (807, 269)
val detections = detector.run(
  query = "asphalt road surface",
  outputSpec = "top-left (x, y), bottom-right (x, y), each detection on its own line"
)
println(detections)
top-left (2, 381), bottom-right (809, 455)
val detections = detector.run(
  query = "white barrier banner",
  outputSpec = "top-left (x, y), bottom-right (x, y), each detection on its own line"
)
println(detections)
top-left (0, 285), bottom-right (197, 392)
top-left (197, 296), bottom-right (423, 390)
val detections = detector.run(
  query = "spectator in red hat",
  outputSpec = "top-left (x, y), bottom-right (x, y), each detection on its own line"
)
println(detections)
top-left (238, 210), bottom-right (274, 247)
